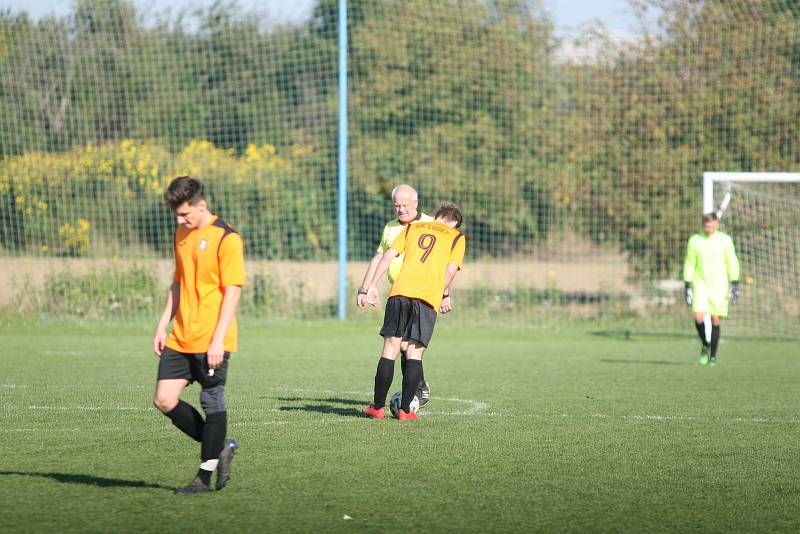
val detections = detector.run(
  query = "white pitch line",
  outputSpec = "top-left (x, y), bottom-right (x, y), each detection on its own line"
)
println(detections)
top-left (424, 396), bottom-right (488, 415)
top-left (1, 384), bottom-right (147, 389)
top-left (0, 427), bottom-right (124, 434)
top-left (267, 387), bottom-right (493, 416)
top-left (422, 411), bottom-right (503, 417)
top-left (3, 413), bottom-right (799, 434)
top-left (40, 350), bottom-right (141, 356)
top-left (267, 386), bottom-right (374, 397)
top-left (519, 413), bottom-right (800, 424)
top-left (229, 421), bottom-right (289, 427)
top-left (26, 405), bottom-right (150, 411)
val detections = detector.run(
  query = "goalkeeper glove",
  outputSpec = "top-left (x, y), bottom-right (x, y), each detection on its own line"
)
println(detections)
top-left (684, 282), bottom-right (692, 306)
top-left (730, 281), bottom-right (739, 304)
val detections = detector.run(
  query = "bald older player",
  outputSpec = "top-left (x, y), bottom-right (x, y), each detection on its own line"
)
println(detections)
top-left (356, 184), bottom-right (442, 408)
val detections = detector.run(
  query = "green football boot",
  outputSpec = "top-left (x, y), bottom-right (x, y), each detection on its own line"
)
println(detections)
top-left (708, 356), bottom-right (717, 367)
top-left (698, 346), bottom-right (710, 366)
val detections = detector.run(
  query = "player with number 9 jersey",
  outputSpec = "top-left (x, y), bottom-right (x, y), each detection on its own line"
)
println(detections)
top-left (389, 221), bottom-right (466, 311)
top-left (360, 202), bottom-right (465, 421)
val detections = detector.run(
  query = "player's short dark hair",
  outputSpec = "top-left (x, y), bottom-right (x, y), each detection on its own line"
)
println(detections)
top-left (435, 202), bottom-right (463, 229)
top-left (164, 176), bottom-right (205, 210)
top-left (702, 212), bottom-right (718, 223)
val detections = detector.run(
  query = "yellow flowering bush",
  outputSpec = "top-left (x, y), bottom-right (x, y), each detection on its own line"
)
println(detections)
top-left (0, 139), bottom-right (320, 258)
top-left (58, 218), bottom-right (91, 257)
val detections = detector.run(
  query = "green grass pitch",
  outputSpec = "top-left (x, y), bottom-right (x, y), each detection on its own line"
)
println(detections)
top-left (1, 319), bottom-right (799, 533)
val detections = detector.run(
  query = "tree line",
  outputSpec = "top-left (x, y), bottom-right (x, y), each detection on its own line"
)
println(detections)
top-left (0, 0), bottom-right (797, 276)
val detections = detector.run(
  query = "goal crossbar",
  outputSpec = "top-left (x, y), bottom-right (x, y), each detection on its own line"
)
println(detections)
top-left (703, 172), bottom-right (800, 215)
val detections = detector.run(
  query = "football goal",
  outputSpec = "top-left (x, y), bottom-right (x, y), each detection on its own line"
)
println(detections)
top-left (703, 172), bottom-right (800, 338)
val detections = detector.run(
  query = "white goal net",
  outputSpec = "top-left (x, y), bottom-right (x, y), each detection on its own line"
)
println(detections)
top-left (706, 173), bottom-right (800, 338)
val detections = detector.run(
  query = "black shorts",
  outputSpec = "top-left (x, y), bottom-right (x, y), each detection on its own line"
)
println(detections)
top-left (379, 296), bottom-right (437, 348)
top-left (157, 347), bottom-right (230, 388)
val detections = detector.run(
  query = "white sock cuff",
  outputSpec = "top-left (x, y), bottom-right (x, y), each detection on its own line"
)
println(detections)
top-left (200, 459), bottom-right (219, 471)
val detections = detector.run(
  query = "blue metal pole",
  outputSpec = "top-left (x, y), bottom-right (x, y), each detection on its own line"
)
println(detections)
top-left (337, 0), bottom-right (348, 320)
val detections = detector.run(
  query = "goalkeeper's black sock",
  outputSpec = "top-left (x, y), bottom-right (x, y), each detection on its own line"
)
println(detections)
top-left (165, 400), bottom-right (204, 442)
top-left (694, 321), bottom-right (709, 347)
top-left (710, 324), bottom-right (721, 357)
top-left (401, 359), bottom-right (422, 413)
top-left (418, 360), bottom-right (426, 384)
top-left (373, 357), bottom-right (395, 409)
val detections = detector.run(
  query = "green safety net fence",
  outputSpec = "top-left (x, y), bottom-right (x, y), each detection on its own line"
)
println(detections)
top-left (0, 0), bottom-right (797, 337)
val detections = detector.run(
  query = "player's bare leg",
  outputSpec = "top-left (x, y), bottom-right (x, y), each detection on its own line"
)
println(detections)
top-left (154, 378), bottom-right (189, 413)
top-left (155, 378), bottom-right (204, 441)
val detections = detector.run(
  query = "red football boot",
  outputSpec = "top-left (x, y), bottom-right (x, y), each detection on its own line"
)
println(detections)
top-left (397, 409), bottom-right (418, 421)
top-left (361, 404), bottom-right (385, 419)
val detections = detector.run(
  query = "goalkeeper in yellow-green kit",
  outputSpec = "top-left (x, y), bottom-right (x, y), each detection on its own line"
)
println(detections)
top-left (683, 213), bottom-right (740, 366)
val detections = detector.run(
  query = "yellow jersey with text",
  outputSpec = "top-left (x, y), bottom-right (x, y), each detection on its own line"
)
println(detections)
top-left (388, 221), bottom-right (465, 310)
top-left (167, 216), bottom-right (246, 353)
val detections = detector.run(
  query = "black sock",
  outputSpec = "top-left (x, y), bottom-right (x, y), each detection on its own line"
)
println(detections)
top-left (165, 400), bottom-right (204, 442)
top-left (418, 361), bottom-right (426, 385)
top-left (402, 360), bottom-right (422, 412)
top-left (201, 412), bottom-right (227, 462)
top-left (710, 324), bottom-right (721, 357)
top-left (694, 321), bottom-right (709, 347)
top-left (373, 357), bottom-right (395, 409)
top-left (196, 468), bottom-right (212, 486)
top-left (401, 349), bottom-right (425, 387)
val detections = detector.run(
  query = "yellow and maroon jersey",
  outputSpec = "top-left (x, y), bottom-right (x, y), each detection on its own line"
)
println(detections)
top-left (167, 216), bottom-right (246, 353)
top-left (389, 221), bottom-right (465, 310)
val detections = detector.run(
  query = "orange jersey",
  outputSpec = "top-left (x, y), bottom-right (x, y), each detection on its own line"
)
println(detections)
top-left (389, 221), bottom-right (466, 310)
top-left (167, 216), bottom-right (246, 353)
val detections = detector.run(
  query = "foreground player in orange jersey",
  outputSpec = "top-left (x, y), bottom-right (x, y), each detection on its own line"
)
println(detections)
top-left (152, 176), bottom-right (246, 494)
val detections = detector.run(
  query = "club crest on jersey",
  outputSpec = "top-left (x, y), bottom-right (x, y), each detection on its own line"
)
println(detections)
top-left (199, 239), bottom-right (208, 251)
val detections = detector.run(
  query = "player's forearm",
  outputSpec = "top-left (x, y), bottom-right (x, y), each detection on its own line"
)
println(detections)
top-left (727, 254), bottom-right (741, 282)
top-left (683, 245), bottom-right (696, 282)
top-left (360, 253), bottom-right (383, 289)
top-left (368, 250), bottom-right (397, 288)
top-left (156, 283), bottom-right (179, 330)
top-left (211, 285), bottom-right (242, 345)
top-left (682, 260), bottom-right (694, 282)
top-left (443, 264), bottom-right (459, 291)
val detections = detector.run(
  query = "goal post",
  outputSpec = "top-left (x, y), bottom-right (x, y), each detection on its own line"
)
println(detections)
top-left (701, 172), bottom-right (800, 339)
top-left (703, 172), bottom-right (800, 217)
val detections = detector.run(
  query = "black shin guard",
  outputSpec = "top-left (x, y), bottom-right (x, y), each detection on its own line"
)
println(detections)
top-left (373, 357), bottom-right (395, 409)
top-left (710, 324), bottom-right (721, 357)
top-left (695, 321), bottom-right (709, 347)
top-left (201, 412), bottom-right (227, 462)
top-left (401, 359), bottom-right (422, 412)
top-left (400, 350), bottom-right (407, 375)
top-left (165, 400), bottom-right (204, 442)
